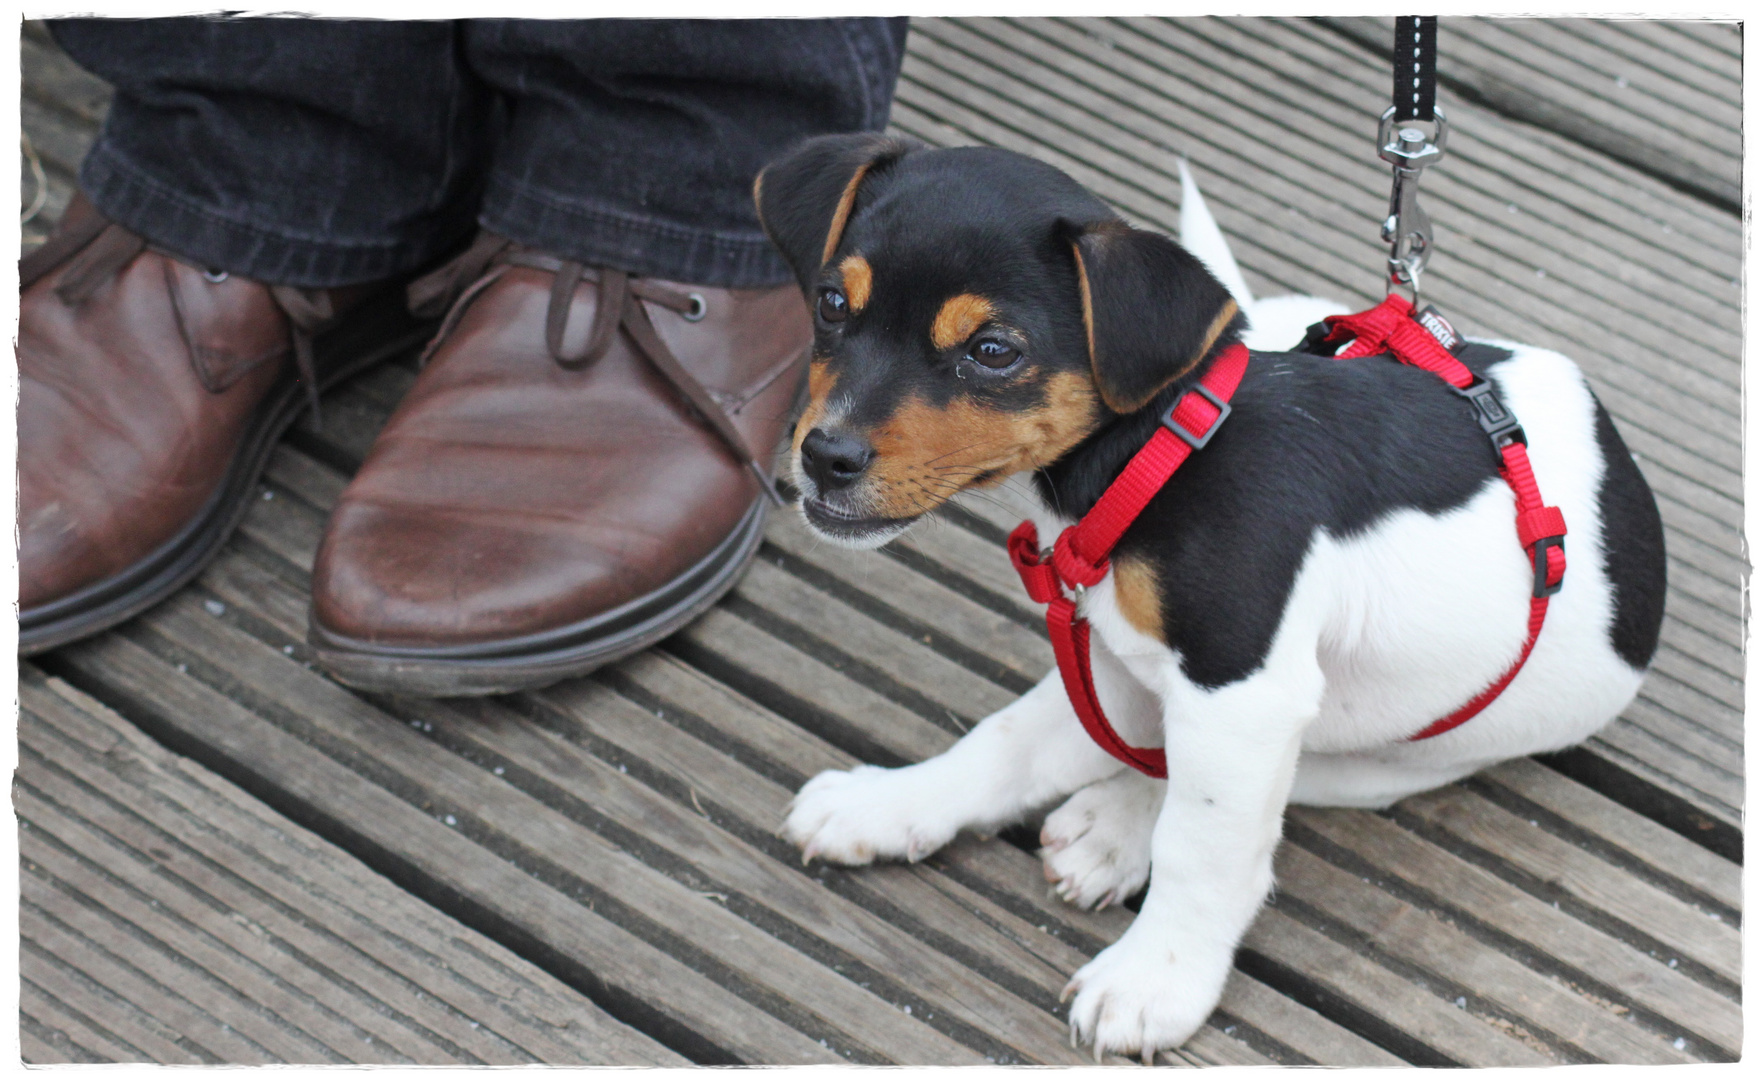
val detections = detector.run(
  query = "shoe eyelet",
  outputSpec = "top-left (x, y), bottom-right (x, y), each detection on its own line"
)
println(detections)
top-left (203, 268), bottom-right (230, 283)
top-left (683, 293), bottom-right (708, 322)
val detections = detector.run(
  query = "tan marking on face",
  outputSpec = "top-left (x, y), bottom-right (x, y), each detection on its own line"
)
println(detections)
top-left (930, 294), bottom-right (997, 352)
top-left (792, 359), bottom-right (836, 457)
top-left (821, 164), bottom-right (873, 267)
top-left (1071, 241), bottom-right (1096, 362)
top-left (840, 255), bottom-right (872, 311)
top-left (1111, 554), bottom-right (1164, 640)
top-left (860, 370), bottom-right (1100, 519)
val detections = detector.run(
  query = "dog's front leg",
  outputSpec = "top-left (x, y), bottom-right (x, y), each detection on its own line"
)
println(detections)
top-left (1063, 662), bottom-right (1319, 1061)
top-left (782, 658), bottom-right (1144, 865)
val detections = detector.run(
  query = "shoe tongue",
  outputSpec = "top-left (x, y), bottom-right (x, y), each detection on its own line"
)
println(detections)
top-left (165, 260), bottom-right (292, 392)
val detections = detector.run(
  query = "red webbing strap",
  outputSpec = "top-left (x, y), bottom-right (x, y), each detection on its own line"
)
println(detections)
top-left (1009, 344), bottom-right (1251, 778)
top-left (1322, 294), bottom-right (1566, 740)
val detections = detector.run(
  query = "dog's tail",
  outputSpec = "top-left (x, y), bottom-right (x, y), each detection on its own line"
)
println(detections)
top-left (1180, 160), bottom-right (1351, 352)
top-left (1178, 159), bottom-right (1255, 312)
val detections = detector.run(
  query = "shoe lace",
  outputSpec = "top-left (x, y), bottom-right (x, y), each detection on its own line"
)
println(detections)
top-left (410, 236), bottom-right (786, 506)
top-left (25, 198), bottom-right (343, 427)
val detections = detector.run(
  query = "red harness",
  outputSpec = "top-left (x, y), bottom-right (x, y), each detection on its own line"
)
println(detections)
top-left (1009, 295), bottom-right (1566, 778)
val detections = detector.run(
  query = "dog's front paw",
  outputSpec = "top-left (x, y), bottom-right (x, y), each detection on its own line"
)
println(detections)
top-left (782, 764), bottom-right (957, 865)
top-left (1064, 932), bottom-right (1229, 1063)
top-left (1039, 772), bottom-right (1160, 909)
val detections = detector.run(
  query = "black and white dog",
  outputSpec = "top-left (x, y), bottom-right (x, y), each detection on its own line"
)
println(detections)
top-left (755, 133), bottom-right (1666, 1059)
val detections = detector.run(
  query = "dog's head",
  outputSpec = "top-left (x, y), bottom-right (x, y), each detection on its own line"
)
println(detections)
top-left (756, 134), bottom-right (1240, 547)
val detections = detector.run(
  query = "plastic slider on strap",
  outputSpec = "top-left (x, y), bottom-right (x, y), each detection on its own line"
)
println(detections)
top-left (1163, 383), bottom-right (1233, 450)
top-left (1448, 377), bottom-right (1526, 453)
top-left (1516, 506), bottom-right (1567, 598)
top-left (1530, 537), bottom-right (1566, 598)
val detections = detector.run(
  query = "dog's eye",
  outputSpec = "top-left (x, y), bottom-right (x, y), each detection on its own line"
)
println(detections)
top-left (967, 339), bottom-right (1021, 369)
top-left (817, 288), bottom-right (849, 324)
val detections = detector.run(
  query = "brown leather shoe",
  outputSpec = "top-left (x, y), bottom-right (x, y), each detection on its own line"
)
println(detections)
top-left (16, 195), bottom-right (433, 655)
top-left (307, 236), bottom-right (811, 695)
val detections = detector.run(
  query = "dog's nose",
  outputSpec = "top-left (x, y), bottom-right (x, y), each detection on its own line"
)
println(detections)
top-left (799, 428), bottom-right (875, 492)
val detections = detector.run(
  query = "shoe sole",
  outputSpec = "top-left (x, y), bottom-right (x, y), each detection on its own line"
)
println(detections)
top-left (306, 497), bottom-right (770, 697)
top-left (17, 292), bottom-right (435, 656)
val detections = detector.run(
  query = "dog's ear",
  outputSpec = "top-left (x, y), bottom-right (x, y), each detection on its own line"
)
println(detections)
top-left (755, 132), bottom-right (920, 290)
top-left (1069, 220), bottom-right (1242, 414)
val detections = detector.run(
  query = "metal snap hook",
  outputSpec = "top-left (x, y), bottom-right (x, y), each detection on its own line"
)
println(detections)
top-left (683, 293), bottom-right (708, 322)
top-left (1376, 105), bottom-right (1447, 300)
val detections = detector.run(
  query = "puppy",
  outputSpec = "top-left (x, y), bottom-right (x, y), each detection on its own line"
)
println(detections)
top-left (756, 133), bottom-right (1666, 1059)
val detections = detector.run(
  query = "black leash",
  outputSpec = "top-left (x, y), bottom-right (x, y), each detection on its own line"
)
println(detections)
top-left (1392, 15), bottom-right (1439, 123)
top-left (1379, 15), bottom-right (1445, 302)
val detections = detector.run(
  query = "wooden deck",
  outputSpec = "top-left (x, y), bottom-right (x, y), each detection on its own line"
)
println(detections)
top-left (17, 17), bottom-right (1742, 1065)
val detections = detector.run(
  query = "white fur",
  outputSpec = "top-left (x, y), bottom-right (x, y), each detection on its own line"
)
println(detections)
top-left (782, 173), bottom-right (1646, 1059)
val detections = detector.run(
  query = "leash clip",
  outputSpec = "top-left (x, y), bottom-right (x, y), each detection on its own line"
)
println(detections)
top-left (1377, 105), bottom-right (1448, 300)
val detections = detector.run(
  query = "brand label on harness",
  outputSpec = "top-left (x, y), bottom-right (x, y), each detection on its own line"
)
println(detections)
top-left (1416, 305), bottom-right (1466, 353)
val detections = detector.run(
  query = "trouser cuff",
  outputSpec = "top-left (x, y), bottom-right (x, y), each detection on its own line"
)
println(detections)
top-left (80, 140), bottom-right (479, 288)
top-left (481, 173), bottom-right (794, 290)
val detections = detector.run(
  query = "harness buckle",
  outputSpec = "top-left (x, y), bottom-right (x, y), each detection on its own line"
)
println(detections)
top-left (1531, 535), bottom-right (1566, 598)
top-left (1163, 383), bottom-right (1233, 450)
top-left (1448, 377), bottom-right (1526, 453)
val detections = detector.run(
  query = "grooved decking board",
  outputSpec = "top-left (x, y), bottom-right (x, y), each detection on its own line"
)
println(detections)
top-left (1321, 16), bottom-right (1741, 210)
top-left (21, 15), bottom-right (1742, 1066)
top-left (16, 669), bottom-right (684, 1066)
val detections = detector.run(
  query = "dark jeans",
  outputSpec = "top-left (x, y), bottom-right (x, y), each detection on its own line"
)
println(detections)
top-left (51, 18), bottom-right (909, 288)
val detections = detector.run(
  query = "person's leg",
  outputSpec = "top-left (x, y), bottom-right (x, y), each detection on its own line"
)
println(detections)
top-left (307, 18), bottom-right (911, 694)
top-left (52, 17), bottom-right (494, 286)
top-left (467, 17), bottom-right (909, 286)
top-left (18, 19), bottom-right (484, 654)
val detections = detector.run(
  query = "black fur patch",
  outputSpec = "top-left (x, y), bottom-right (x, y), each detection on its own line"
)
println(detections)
top-left (1591, 401), bottom-right (1667, 669)
top-left (1041, 345), bottom-right (1522, 689)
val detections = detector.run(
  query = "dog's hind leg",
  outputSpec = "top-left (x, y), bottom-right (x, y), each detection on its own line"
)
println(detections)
top-left (782, 653), bottom-right (1153, 866)
top-left (1039, 748), bottom-right (1486, 910)
top-left (1040, 769), bottom-right (1163, 909)
top-left (1289, 750), bottom-right (1484, 809)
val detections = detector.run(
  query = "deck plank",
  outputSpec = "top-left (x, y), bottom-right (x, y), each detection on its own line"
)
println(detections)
top-left (1474, 758), bottom-right (1739, 917)
top-left (17, 669), bottom-right (687, 1065)
top-left (1272, 843), bottom-right (1689, 1063)
top-left (1398, 787), bottom-right (1739, 987)
top-left (52, 628), bottom-right (844, 1065)
top-left (19, 675), bottom-right (687, 1065)
top-left (1288, 808), bottom-right (1741, 1059)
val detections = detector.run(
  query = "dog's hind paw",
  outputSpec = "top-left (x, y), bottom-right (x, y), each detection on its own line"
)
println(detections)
top-left (782, 764), bottom-right (958, 866)
top-left (1040, 771), bottom-right (1161, 909)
